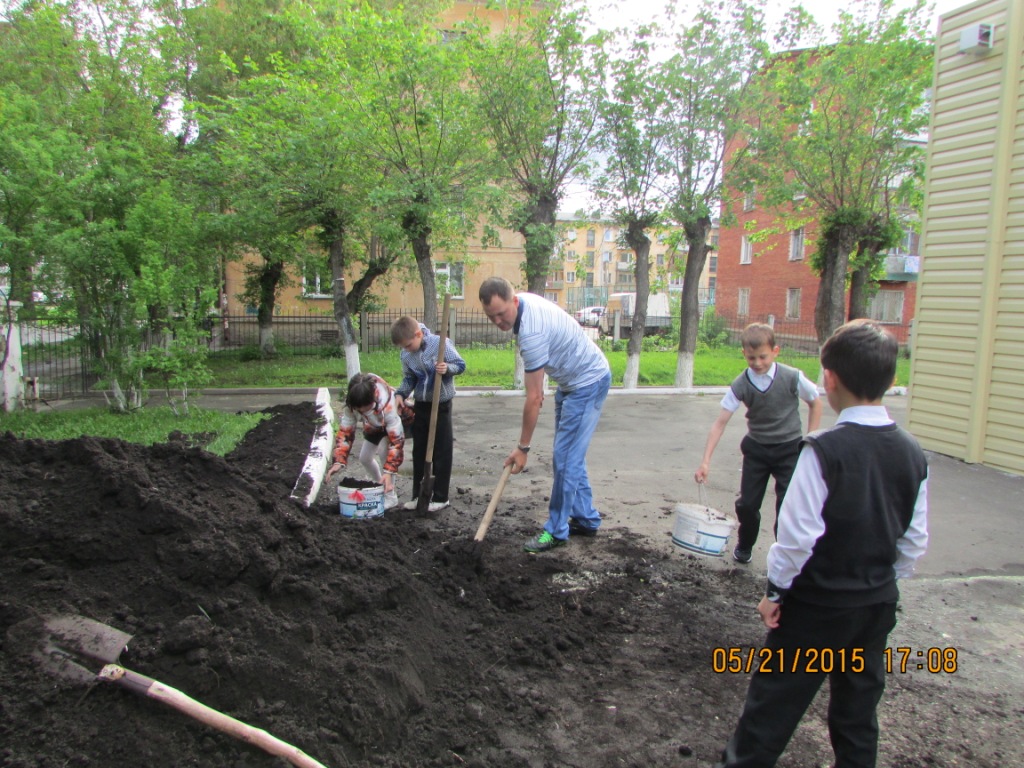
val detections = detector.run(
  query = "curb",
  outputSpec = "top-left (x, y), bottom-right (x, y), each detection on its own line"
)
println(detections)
top-left (289, 388), bottom-right (335, 509)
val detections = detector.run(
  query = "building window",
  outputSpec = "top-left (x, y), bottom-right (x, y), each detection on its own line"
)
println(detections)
top-left (544, 291), bottom-right (558, 303)
top-left (786, 288), bottom-right (801, 319)
top-left (586, 229), bottom-right (596, 247)
top-left (709, 254), bottom-right (718, 272)
top-left (602, 251), bottom-right (613, 263)
top-left (566, 249), bottom-right (577, 260)
top-left (790, 228), bottom-right (805, 261)
top-left (738, 287), bottom-right (750, 316)
top-left (868, 289), bottom-right (905, 324)
top-left (566, 229), bottom-right (577, 241)
top-left (301, 259), bottom-right (332, 297)
top-left (604, 228), bottom-right (616, 243)
top-left (656, 253), bottom-right (664, 266)
top-left (741, 236), bottom-right (753, 264)
top-left (586, 272), bottom-right (594, 287)
top-left (743, 188), bottom-right (756, 212)
top-left (566, 271), bottom-right (576, 284)
top-left (435, 262), bottom-right (464, 298)
top-left (585, 251), bottom-right (595, 267)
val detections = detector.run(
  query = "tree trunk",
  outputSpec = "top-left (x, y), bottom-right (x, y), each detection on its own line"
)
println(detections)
top-left (403, 201), bottom-right (438, 329)
top-left (622, 221), bottom-right (651, 390)
top-left (675, 216), bottom-right (712, 388)
top-left (518, 190), bottom-right (559, 295)
top-left (256, 260), bottom-right (284, 357)
top-left (347, 235), bottom-right (397, 311)
top-left (848, 262), bottom-right (872, 320)
top-left (329, 228), bottom-right (361, 381)
top-left (813, 223), bottom-right (857, 345)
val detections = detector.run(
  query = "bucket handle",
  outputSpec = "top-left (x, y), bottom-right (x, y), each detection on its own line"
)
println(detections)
top-left (697, 481), bottom-right (709, 509)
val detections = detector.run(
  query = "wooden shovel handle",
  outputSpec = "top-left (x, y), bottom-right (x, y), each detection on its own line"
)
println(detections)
top-left (473, 464), bottom-right (514, 542)
top-left (423, 294), bottom-right (452, 461)
top-left (98, 665), bottom-right (328, 768)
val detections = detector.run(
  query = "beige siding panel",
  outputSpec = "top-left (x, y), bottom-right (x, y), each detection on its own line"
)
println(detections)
top-left (923, 231), bottom-right (992, 247)
top-left (928, 169), bottom-right (998, 187)
top-left (981, 439), bottom-right (1024, 474)
top-left (930, 132), bottom-right (999, 155)
top-left (933, 182), bottom-right (995, 201)
top-left (988, 380), bottom-right (1018, 400)
top-left (914, 329), bottom-right (982, 345)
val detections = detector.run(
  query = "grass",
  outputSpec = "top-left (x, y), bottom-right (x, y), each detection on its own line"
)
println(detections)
top-left (0, 406), bottom-right (269, 455)
top-left (3, 343), bottom-right (910, 447)
top-left (204, 345), bottom-right (912, 389)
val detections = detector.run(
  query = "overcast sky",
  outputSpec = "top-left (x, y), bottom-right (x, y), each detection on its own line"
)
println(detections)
top-left (561, 0), bottom-right (969, 215)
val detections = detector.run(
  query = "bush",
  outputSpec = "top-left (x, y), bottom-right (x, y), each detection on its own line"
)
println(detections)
top-left (698, 309), bottom-right (729, 349)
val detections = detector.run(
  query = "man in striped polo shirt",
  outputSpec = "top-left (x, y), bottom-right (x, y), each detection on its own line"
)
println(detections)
top-left (480, 277), bottom-right (612, 553)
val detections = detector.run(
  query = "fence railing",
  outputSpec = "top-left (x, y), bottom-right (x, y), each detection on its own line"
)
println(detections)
top-left (706, 309), bottom-right (913, 354)
top-left (209, 309), bottom-right (515, 353)
top-left (16, 320), bottom-right (99, 402)
top-left (13, 306), bottom-right (913, 400)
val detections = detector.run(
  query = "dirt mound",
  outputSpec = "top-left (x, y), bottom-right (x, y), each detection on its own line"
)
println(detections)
top-left (0, 403), bottom-right (1011, 767)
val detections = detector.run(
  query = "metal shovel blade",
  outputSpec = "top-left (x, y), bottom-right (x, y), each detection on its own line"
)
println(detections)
top-left (7, 614), bottom-right (133, 684)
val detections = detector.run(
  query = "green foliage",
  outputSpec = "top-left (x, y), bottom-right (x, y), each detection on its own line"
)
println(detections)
top-left (142, 327), bottom-right (214, 416)
top-left (697, 308), bottom-right (730, 349)
top-left (0, 406), bottom-right (268, 456)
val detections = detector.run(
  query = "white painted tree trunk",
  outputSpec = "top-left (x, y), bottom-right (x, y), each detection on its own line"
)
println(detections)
top-left (674, 352), bottom-right (694, 389)
top-left (623, 353), bottom-right (640, 390)
top-left (344, 340), bottom-right (361, 381)
top-left (1, 302), bottom-right (25, 412)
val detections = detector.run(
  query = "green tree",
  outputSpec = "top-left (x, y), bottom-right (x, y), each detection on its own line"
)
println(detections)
top-left (469, 0), bottom-right (606, 295)
top-left (735, 0), bottom-right (932, 344)
top-left (658, 0), bottom-right (771, 388)
top-left (592, 24), bottom-right (667, 389)
top-left (340, 4), bottom-right (496, 330)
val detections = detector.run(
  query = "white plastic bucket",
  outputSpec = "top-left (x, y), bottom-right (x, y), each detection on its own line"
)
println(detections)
top-left (671, 503), bottom-right (736, 557)
top-left (338, 478), bottom-right (385, 519)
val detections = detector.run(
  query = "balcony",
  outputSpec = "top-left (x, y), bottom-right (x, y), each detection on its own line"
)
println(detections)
top-left (549, 259), bottom-right (565, 270)
top-left (616, 262), bottom-right (633, 271)
top-left (884, 254), bottom-right (920, 282)
top-left (545, 280), bottom-right (564, 290)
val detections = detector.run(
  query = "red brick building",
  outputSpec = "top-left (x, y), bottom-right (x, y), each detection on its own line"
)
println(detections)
top-left (715, 167), bottom-right (918, 350)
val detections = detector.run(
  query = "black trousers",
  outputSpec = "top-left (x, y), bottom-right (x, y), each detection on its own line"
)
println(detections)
top-left (735, 435), bottom-right (802, 551)
top-left (411, 399), bottom-right (453, 503)
top-left (716, 598), bottom-right (897, 768)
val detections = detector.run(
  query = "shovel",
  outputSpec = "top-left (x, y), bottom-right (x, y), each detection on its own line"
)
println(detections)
top-left (416, 293), bottom-right (452, 516)
top-left (473, 463), bottom-right (514, 542)
top-left (7, 614), bottom-right (329, 768)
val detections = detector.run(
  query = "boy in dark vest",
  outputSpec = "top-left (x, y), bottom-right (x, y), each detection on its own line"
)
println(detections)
top-left (714, 319), bottom-right (930, 768)
top-left (695, 323), bottom-right (822, 563)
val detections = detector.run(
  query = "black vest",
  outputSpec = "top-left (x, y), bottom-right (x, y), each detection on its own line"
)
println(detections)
top-left (789, 422), bottom-right (928, 607)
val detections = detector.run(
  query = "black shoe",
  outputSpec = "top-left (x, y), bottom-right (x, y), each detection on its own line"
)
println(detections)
top-left (568, 518), bottom-right (599, 537)
top-left (732, 547), bottom-right (752, 564)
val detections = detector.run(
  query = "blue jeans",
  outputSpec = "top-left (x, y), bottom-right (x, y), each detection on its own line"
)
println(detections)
top-left (546, 371), bottom-right (611, 539)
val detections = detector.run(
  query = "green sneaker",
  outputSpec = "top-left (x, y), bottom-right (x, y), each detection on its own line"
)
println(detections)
top-left (524, 530), bottom-right (566, 554)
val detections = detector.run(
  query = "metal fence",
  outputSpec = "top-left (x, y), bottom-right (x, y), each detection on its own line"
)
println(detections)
top-left (17, 320), bottom-right (99, 402)
top-left (706, 309), bottom-right (914, 355)
top-left (13, 306), bottom-right (913, 401)
top-left (210, 309), bottom-right (515, 353)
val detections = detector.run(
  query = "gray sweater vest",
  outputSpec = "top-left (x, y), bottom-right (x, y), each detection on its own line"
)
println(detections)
top-left (730, 364), bottom-right (803, 444)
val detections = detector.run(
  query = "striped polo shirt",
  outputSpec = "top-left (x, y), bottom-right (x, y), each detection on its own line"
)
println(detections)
top-left (514, 293), bottom-right (610, 391)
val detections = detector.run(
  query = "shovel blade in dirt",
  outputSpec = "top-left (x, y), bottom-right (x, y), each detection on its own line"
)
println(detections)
top-left (7, 614), bottom-right (329, 768)
top-left (8, 614), bottom-right (131, 686)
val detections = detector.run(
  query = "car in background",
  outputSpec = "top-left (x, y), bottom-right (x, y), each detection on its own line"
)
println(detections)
top-left (574, 306), bottom-right (606, 326)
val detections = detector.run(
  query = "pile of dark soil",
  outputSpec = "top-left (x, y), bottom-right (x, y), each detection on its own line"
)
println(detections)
top-left (0, 403), bottom-right (1006, 767)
